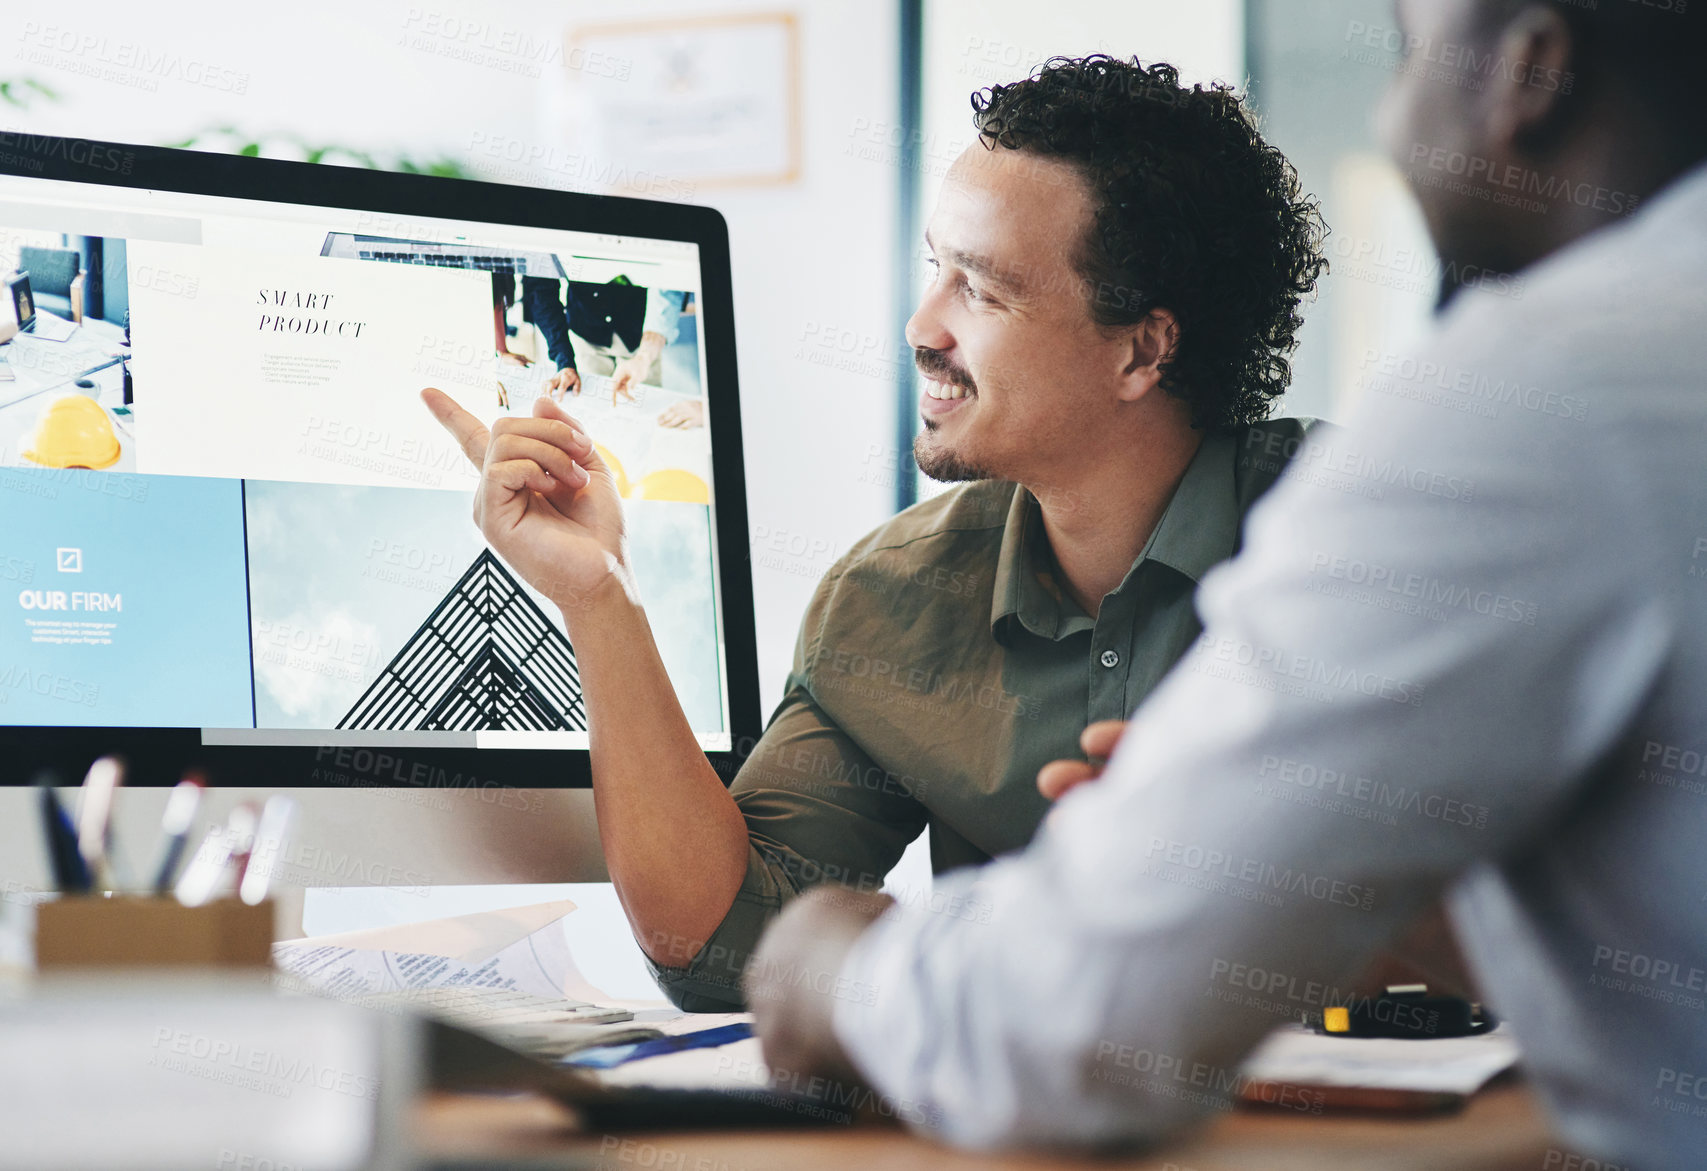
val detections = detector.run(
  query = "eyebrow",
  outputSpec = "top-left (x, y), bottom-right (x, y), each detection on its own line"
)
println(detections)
top-left (924, 231), bottom-right (1028, 296)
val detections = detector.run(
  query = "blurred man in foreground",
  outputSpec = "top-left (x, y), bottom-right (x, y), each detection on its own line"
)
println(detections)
top-left (749, 3), bottom-right (1707, 1164)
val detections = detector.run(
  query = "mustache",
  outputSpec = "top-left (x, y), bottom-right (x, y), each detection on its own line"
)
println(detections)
top-left (913, 347), bottom-right (977, 393)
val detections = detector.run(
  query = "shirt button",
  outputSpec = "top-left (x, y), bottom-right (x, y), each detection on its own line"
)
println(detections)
top-left (1099, 649), bottom-right (1120, 669)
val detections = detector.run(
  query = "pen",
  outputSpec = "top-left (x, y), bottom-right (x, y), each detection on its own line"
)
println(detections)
top-left (36, 774), bottom-right (90, 894)
top-left (240, 795), bottom-right (296, 906)
top-left (226, 803), bottom-right (259, 889)
top-left (150, 776), bottom-right (204, 895)
top-left (174, 806), bottom-right (257, 907)
top-left (76, 755), bottom-right (124, 892)
top-left (563, 1022), bottom-right (754, 1069)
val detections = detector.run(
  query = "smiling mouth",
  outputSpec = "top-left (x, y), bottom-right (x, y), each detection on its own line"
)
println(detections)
top-left (922, 378), bottom-right (973, 401)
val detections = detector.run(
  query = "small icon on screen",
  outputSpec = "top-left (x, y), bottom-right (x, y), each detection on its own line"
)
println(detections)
top-left (56, 548), bottom-right (82, 573)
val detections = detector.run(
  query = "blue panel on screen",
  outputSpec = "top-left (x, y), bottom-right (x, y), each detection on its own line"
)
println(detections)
top-left (0, 467), bottom-right (254, 726)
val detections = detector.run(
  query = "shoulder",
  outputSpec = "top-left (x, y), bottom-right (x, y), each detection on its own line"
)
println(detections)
top-left (1228, 415), bottom-right (1333, 508)
top-left (837, 479), bottom-right (1015, 567)
top-left (792, 481), bottom-right (1013, 656)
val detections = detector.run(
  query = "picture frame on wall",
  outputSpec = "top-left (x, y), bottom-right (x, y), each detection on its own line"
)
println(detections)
top-left (563, 11), bottom-right (802, 193)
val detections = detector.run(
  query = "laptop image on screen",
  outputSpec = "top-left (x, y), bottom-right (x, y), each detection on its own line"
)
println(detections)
top-left (320, 232), bottom-right (568, 280)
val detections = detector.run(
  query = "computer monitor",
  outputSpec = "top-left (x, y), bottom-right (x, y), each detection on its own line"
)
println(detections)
top-left (0, 134), bottom-right (760, 892)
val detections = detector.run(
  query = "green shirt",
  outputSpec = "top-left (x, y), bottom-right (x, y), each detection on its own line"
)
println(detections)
top-left (653, 418), bottom-right (1318, 1009)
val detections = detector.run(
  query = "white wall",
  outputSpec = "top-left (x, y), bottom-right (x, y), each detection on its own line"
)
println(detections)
top-left (0, 0), bottom-right (900, 715)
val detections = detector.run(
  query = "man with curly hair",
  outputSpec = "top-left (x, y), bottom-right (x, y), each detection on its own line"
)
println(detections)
top-left (427, 55), bottom-right (1327, 1009)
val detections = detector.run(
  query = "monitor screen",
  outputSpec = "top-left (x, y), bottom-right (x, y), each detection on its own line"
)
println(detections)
top-left (0, 136), bottom-right (758, 787)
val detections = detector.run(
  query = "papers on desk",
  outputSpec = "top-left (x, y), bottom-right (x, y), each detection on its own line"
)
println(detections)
top-left (273, 899), bottom-right (639, 1055)
top-left (28, 309), bottom-right (78, 342)
top-left (1240, 1024), bottom-right (1521, 1094)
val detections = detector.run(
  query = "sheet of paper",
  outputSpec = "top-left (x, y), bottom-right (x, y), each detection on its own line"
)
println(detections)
top-left (1239, 1024), bottom-right (1521, 1093)
top-left (28, 309), bottom-right (79, 342)
top-left (279, 898), bottom-right (578, 966)
top-left (271, 898), bottom-right (623, 1018)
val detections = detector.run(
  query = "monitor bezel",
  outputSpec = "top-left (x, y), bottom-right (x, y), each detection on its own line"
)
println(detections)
top-left (0, 133), bottom-right (762, 789)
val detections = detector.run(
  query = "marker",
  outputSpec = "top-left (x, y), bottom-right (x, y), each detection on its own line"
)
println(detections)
top-left (174, 806), bottom-right (256, 908)
top-left (225, 803), bottom-right (260, 890)
top-left (150, 776), bottom-right (204, 895)
top-left (564, 1022), bottom-right (754, 1069)
top-left (76, 756), bottom-right (124, 892)
top-left (36, 774), bottom-right (90, 894)
top-left (240, 795), bottom-right (296, 906)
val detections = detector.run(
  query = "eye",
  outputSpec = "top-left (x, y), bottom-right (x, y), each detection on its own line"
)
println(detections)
top-left (923, 257), bottom-right (994, 305)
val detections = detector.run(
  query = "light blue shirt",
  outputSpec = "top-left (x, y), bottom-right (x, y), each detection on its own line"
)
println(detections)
top-left (833, 163), bottom-right (1707, 1167)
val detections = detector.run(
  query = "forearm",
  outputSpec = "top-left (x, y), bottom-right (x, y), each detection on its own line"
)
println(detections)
top-left (561, 575), bottom-right (751, 966)
top-left (634, 331), bottom-right (666, 366)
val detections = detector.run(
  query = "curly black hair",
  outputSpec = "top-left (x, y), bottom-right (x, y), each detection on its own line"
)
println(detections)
top-left (972, 56), bottom-right (1327, 430)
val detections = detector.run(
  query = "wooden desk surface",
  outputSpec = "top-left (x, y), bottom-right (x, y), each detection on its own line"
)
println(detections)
top-left (418, 1082), bottom-right (1558, 1170)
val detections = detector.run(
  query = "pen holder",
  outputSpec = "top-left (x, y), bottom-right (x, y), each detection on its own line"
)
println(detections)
top-left (34, 897), bottom-right (274, 970)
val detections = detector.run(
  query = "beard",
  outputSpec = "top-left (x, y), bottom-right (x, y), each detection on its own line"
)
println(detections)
top-left (913, 427), bottom-right (991, 482)
top-left (913, 346), bottom-right (989, 482)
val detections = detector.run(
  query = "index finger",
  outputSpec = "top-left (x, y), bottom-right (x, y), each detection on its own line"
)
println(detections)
top-left (421, 387), bottom-right (490, 468)
top-left (1079, 719), bottom-right (1127, 761)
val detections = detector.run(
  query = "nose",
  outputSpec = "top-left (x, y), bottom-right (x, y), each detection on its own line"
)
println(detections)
top-left (905, 280), bottom-right (954, 354)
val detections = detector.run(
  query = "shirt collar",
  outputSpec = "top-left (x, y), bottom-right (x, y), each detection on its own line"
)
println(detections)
top-left (988, 429), bottom-right (1242, 641)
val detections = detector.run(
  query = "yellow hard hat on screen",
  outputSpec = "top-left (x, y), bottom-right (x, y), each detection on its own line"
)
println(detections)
top-left (594, 442), bottom-right (632, 497)
top-left (632, 468), bottom-right (710, 504)
top-left (23, 395), bottom-right (121, 470)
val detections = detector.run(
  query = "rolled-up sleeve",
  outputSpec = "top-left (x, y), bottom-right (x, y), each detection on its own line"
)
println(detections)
top-left (649, 571), bottom-right (930, 1010)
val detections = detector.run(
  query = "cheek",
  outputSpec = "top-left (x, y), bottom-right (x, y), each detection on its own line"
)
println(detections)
top-left (975, 322), bottom-right (1078, 397)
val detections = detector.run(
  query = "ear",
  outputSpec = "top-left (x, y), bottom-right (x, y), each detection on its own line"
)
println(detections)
top-left (1116, 308), bottom-right (1180, 403)
top-left (1484, 6), bottom-right (1575, 153)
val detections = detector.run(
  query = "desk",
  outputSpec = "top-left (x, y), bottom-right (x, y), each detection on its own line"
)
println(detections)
top-left (417, 1082), bottom-right (1558, 1170)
